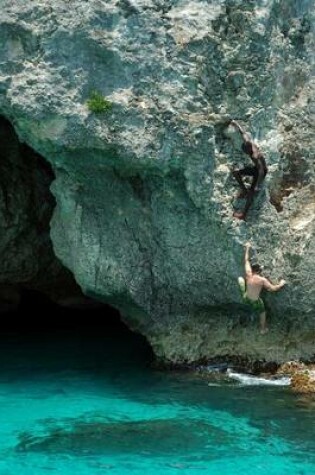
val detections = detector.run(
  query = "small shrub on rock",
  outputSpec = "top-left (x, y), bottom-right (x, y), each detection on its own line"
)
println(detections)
top-left (87, 91), bottom-right (112, 113)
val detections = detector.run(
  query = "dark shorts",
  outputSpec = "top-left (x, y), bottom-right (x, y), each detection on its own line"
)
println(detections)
top-left (238, 277), bottom-right (265, 313)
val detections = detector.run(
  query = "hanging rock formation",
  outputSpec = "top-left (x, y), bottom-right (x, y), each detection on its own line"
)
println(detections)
top-left (0, 0), bottom-right (314, 363)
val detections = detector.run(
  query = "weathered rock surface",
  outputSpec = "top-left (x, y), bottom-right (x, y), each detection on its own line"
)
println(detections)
top-left (278, 361), bottom-right (315, 393)
top-left (0, 1), bottom-right (314, 363)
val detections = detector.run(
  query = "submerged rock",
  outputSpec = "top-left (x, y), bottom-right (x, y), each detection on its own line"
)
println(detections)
top-left (0, 1), bottom-right (314, 363)
top-left (17, 418), bottom-right (230, 456)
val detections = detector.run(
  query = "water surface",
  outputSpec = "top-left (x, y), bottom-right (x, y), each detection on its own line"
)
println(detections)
top-left (0, 322), bottom-right (314, 475)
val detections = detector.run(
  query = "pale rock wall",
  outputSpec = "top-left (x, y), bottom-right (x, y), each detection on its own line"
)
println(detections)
top-left (0, 0), bottom-right (314, 362)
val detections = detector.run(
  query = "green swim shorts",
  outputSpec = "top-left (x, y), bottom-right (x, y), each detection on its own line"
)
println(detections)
top-left (238, 277), bottom-right (265, 313)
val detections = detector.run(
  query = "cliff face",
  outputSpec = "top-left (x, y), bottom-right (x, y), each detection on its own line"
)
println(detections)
top-left (0, 0), bottom-right (314, 363)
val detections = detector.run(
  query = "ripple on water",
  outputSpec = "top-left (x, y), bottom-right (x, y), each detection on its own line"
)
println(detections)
top-left (0, 333), bottom-right (314, 475)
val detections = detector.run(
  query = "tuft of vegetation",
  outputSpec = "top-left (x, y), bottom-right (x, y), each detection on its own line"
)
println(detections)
top-left (86, 91), bottom-right (112, 114)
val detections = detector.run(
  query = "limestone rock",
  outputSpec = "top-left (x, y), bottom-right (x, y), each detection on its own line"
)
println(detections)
top-left (278, 361), bottom-right (315, 393)
top-left (291, 370), bottom-right (315, 394)
top-left (0, 1), bottom-right (314, 363)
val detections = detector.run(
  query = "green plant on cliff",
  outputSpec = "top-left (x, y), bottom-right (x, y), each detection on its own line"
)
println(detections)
top-left (86, 91), bottom-right (112, 114)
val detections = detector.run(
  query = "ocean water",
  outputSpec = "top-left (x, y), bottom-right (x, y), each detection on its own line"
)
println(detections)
top-left (0, 324), bottom-right (314, 475)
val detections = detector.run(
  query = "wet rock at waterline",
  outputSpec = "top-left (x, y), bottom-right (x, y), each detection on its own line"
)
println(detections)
top-left (278, 361), bottom-right (315, 394)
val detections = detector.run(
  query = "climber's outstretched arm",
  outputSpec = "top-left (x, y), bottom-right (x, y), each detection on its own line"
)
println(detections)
top-left (230, 120), bottom-right (251, 143)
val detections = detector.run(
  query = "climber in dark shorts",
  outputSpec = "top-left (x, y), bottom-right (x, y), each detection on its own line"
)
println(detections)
top-left (238, 242), bottom-right (286, 334)
top-left (230, 120), bottom-right (268, 220)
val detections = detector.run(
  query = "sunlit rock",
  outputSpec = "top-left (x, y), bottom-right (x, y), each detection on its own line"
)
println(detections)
top-left (0, 1), bottom-right (314, 363)
top-left (278, 361), bottom-right (315, 393)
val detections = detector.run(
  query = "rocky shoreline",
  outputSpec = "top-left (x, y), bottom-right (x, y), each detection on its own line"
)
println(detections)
top-left (156, 358), bottom-right (315, 395)
top-left (277, 361), bottom-right (315, 394)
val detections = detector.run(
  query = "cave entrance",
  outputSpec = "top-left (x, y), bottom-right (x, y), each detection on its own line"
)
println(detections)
top-left (0, 288), bottom-right (154, 370)
top-left (0, 114), bottom-right (153, 367)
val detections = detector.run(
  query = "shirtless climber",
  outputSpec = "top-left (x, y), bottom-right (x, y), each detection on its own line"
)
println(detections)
top-left (238, 242), bottom-right (286, 334)
top-left (230, 120), bottom-right (268, 220)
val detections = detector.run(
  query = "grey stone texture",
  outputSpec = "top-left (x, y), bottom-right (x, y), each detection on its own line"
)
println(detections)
top-left (0, 0), bottom-right (314, 362)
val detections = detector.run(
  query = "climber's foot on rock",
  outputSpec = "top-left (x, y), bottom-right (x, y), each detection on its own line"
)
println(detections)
top-left (236, 190), bottom-right (248, 199)
top-left (233, 211), bottom-right (245, 220)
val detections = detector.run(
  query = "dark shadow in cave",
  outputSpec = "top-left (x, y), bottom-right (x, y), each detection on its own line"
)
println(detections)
top-left (0, 114), bottom-right (79, 304)
top-left (0, 288), bottom-right (154, 372)
top-left (0, 114), bottom-right (153, 368)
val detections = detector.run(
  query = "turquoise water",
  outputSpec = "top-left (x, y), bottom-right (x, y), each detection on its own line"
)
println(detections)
top-left (0, 327), bottom-right (314, 475)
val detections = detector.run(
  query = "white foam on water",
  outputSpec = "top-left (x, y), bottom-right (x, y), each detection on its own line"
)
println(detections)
top-left (227, 369), bottom-right (291, 386)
